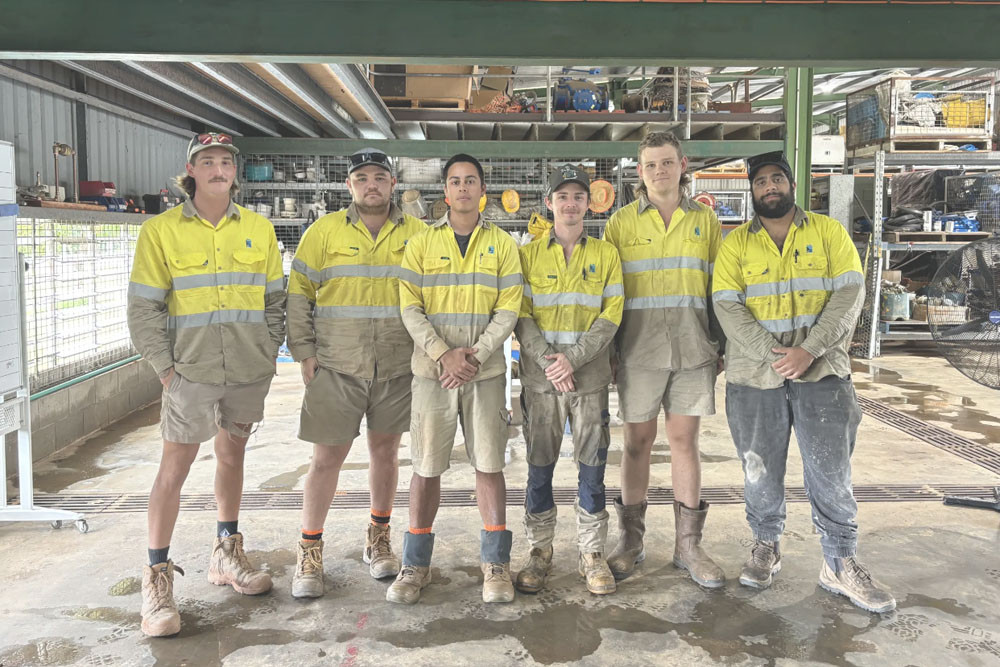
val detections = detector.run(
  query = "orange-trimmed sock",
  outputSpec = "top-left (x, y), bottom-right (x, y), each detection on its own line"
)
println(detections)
top-left (371, 508), bottom-right (391, 526)
top-left (301, 528), bottom-right (323, 541)
top-left (409, 526), bottom-right (433, 535)
top-left (484, 524), bottom-right (506, 532)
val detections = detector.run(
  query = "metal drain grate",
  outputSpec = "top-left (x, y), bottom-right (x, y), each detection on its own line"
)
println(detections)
top-left (858, 395), bottom-right (1000, 475)
top-left (26, 484), bottom-right (996, 515)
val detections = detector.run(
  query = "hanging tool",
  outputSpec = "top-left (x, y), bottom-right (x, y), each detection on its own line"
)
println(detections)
top-left (943, 487), bottom-right (1000, 513)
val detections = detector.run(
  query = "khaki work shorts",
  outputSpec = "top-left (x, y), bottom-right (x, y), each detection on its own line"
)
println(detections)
top-left (299, 367), bottom-right (412, 444)
top-left (521, 387), bottom-right (610, 468)
top-left (160, 372), bottom-right (273, 444)
top-left (617, 362), bottom-right (717, 422)
top-left (409, 374), bottom-right (509, 477)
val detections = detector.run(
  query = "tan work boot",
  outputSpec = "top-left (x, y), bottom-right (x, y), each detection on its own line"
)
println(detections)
top-left (514, 546), bottom-right (553, 594)
top-left (579, 553), bottom-right (616, 595)
top-left (819, 557), bottom-right (896, 613)
top-left (207, 533), bottom-right (272, 595)
top-left (607, 498), bottom-right (647, 580)
top-left (386, 565), bottom-right (431, 604)
top-left (291, 539), bottom-right (324, 599)
top-left (141, 561), bottom-right (183, 637)
top-left (482, 562), bottom-right (515, 603)
top-left (739, 540), bottom-right (781, 589)
top-left (672, 501), bottom-right (726, 588)
top-left (364, 523), bottom-right (401, 579)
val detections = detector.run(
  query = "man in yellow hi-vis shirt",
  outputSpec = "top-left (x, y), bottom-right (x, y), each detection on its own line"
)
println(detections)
top-left (390, 154), bottom-right (523, 605)
top-left (127, 132), bottom-right (285, 637)
top-left (713, 151), bottom-right (894, 614)
top-left (602, 132), bottom-right (726, 588)
top-left (286, 149), bottom-right (426, 599)
top-left (513, 166), bottom-right (624, 596)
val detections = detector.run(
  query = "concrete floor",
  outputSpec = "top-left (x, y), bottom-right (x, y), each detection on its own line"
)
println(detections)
top-left (2, 351), bottom-right (1000, 666)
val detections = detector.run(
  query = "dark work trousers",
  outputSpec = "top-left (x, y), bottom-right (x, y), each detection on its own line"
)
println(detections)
top-left (725, 375), bottom-right (862, 559)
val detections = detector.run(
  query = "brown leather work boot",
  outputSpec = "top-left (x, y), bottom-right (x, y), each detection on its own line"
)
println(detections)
top-left (672, 501), bottom-right (726, 588)
top-left (819, 557), bottom-right (896, 613)
top-left (291, 539), bottom-right (324, 599)
top-left (607, 497), bottom-right (647, 580)
top-left (514, 546), bottom-right (553, 594)
top-left (579, 552), bottom-right (616, 595)
top-left (207, 533), bottom-right (272, 595)
top-left (141, 561), bottom-right (183, 637)
top-left (364, 523), bottom-right (401, 580)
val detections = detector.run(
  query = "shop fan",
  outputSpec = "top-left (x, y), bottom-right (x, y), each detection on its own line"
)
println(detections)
top-left (927, 236), bottom-right (1000, 512)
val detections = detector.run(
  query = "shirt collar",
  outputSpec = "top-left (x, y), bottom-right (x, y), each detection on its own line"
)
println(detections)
top-left (345, 202), bottom-right (405, 227)
top-left (181, 198), bottom-right (241, 221)
top-left (546, 230), bottom-right (588, 247)
top-left (749, 205), bottom-right (808, 233)
top-left (431, 211), bottom-right (490, 230)
top-left (637, 193), bottom-right (695, 215)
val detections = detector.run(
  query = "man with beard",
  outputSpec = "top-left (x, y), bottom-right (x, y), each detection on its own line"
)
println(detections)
top-left (602, 132), bottom-right (726, 588)
top-left (712, 151), bottom-right (895, 613)
top-left (128, 132), bottom-right (285, 636)
top-left (391, 154), bottom-right (523, 604)
top-left (286, 148), bottom-right (426, 598)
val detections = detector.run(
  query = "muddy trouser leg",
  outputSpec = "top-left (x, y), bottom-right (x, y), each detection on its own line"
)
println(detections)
top-left (788, 376), bottom-right (861, 559)
top-left (522, 389), bottom-right (568, 550)
top-left (725, 382), bottom-right (792, 544)
top-left (570, 389), bottom-right (611, 555)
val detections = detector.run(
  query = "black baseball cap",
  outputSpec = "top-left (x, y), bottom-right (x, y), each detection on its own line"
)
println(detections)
top-left (348, 148), bottom-right (393, 175)
top-left (747, 151), bottom-right (793, 183)
top-left (548, 165), bottom-right (591, 195)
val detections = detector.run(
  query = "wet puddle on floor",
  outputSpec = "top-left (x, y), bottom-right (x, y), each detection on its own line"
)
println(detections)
top-left (852, 361), bottom-right (1000, 444)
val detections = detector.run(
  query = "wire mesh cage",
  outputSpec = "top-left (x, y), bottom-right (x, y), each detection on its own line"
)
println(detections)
top-left (16, 216), bottom-right (140, 391)
top-left (945, 173), bottom-right (1000, 232)
top-left (846, 77), bottom-right (995, 151)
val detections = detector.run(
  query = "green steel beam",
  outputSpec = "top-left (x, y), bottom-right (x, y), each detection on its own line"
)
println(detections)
top-left (3, 2), bottom-right (1000, 66)
top-left (784, 68), bottom-right (814, 208)
top-left (234, 138), bottom-right (782, 160)
top-left (752, 93), bottom-right (844, 108)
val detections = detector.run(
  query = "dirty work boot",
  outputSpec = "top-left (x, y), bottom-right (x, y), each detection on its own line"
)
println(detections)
top-left (739, 540), bottom-right (781, 589)
top-left (579, 553), bottom-right (616, 595)
top-left (207, 533), bottom-right (272, 595)
top-left (514, 546), bottom-right (553, 594)
top-left (386, 531), bottom-right (434, 605)
top-left (481, 529), bottom-right (515, 603)
top-left (819, 557), bottom-right (896, 613)
top-left (141, 561), bottom-right (183, 637)
top-left (364, 523), bottom-right (401, 579)
top-left (291, 539), bottom-right (324, 599)
top-left (672, 501), bottom-right (726, 588)
top-left (607, 497), bottom-right (647, 580)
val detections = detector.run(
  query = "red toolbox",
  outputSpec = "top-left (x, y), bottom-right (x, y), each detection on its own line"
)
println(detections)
top-left (79, 180), bottom-right (117, 197)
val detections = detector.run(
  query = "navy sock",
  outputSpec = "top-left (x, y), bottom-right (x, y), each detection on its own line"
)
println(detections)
top-left (149, 546), bottom-right (169, 566)
top-left (217, 520), bottom-right (239, 538)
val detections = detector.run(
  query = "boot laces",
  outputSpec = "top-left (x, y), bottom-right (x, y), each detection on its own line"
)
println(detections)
top-left (370, 528), bottom-right (393, 560)
top-left (399, 565), bottom-right (421, 581)
top-left (750, 541), bottom-right (775, 568)
top-left (844, 558), bottom-right (873, 584)
top-left (149, 565), bottom-right (182, 612)
top-left (485, 563), bottom-right (507, 580)
top-left (298, 543), bottom-right (322, 576)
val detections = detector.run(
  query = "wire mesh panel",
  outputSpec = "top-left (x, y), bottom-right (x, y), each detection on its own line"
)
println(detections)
top-left (16, 215), bottom-right (140, 391)
top-left (945, 173), bottom-right (1000, 232)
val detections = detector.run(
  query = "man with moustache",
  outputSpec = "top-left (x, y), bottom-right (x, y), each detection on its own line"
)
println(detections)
top-left (602, 131), bottom-right (726, 588)
top-left (128, 132), bottom-right (286, 636)
top-left (391, 153), bottom-right (523, 604)
top-left (286, 148), bottom-right (426, 598)
top-left (513, 166), bottom-right (624, 596)
top-left (712, 151), bottom-right (895, 613)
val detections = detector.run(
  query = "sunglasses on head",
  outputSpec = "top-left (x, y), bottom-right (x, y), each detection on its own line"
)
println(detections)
top-left (349, 151), bottom-right (391, 168)
top-left (196, 132), bottom-right (233, 146)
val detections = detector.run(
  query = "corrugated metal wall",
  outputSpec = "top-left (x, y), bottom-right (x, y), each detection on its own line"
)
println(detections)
top-left (0, 62), bottom-right (189, 195)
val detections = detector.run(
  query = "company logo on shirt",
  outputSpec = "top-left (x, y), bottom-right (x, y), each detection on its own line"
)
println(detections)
top-left (806, 244), bottom-right (813, 253)
top-left (694, 227), bottom-right (701, 237)
top-left (590, 263), bottom-right (596, 273)
top-left (488, 245), bottom-right (495, 254)
top-left (246, 239), bottom-right (252, 248)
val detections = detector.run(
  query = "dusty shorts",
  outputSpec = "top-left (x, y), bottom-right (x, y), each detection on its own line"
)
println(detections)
top-left (160, 372), bottom-right (273, 444)
top-left (617, 362), bottom-right (717, 422)
top-left (299, 367), bottom-right (412, 444)
top-left (521, 388), bottom-right (610, 468)
top-left (409, 374), bottom-right (509, 477)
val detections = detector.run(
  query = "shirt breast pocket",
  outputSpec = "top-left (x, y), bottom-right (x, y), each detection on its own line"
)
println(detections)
top-left (742, 261), bottom-right (772, 288)
top-left (795, 253), bottom-right (828, 276)
top-left (233, 247), bottom-right (266, 272)
top-left (326, 242), bottom-right (362, 266)
top-left (620, 237), bottom-right (652, 262)
top-left (169, 252), bottom-right (208, 275)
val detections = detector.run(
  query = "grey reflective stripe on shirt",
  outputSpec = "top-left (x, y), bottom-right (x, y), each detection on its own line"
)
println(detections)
top-left (427, 312), bottom-right (493, 326)
top-left (522, 284), bottom-right (533, 298)
top-left (292, 258), bottom-right (321, 283)
top-left (398, 268), bottom-right (423, 287)
top-left (622, 256), bottom-right (709, 274)
top-left (623, 295), bottom-right (707, 310)
top-left (713, 289), bottom-right (746, 304)
top-left (265, 278), bottom-right (284, 294)
top-left (757, 313), bottom-right (819, 334)
top-left (423, 272), bottom-right (497, 288)
top-left (128, 281), bottom-right (168, 302)
top-left (542, 330), bottom-right (584, 344)
top-left (833, 271), bottom-right (864, 289)
top-left (745, 276), bottom-right (831, 298)
top-left (603, 283), bottom-right (624, 298)
top-left (531, 291), bottom-right (603, 308)
top-left (320, 264), bottom-right (404, 281)
top-left (172, 272), bottom-right (266, 291)
top-left (314, 305), bottom-right (401, 319)
top-left (498, 273), bottom-right (523, 290)
top-left (167, 309), bottom-right (266, 329)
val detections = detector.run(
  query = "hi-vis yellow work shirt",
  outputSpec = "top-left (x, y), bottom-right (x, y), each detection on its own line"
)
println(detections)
top-left (515, 232), bottom-right (623, 393)
top-left (712, 206), bottom-right (865, 389)
top-left (399, 214), bottom-right (523, 382)
top-left (602, 194), bottom-right (723, 371)
top-left (127, 200), bottom-right (286, 385)
top-left (287, 203), bottom-right (426, 381)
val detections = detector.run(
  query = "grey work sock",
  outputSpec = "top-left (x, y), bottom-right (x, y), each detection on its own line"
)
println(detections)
top-left (148, 546), bottom-right (169, 566)
top-left (217, 520), bottom-right (239, 538)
